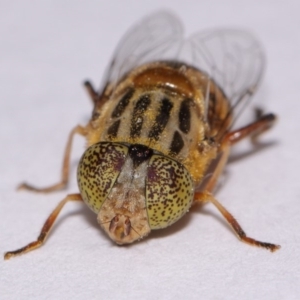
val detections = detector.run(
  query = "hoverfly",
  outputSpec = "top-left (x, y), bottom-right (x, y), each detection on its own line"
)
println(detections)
top-left (5, 11), bottom-right (280, 259)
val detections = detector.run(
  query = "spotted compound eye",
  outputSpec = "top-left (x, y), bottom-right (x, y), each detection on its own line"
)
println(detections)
top-left (77, 142), bottom-right (128, 213)
top-left (146, 155), bottom-right (194, 229)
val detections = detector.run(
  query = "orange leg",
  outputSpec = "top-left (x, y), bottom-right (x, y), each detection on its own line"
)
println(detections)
top-left (202, 144), bottom-right (230, 193)
top-left (194, 113), bottom-right (280, 252)
top-left (17, 80), bottom-right (98, 193)
top-left (18, 125), bottom-right (87, 193)
top-left (194, 192), bottom-right (280, 252)
top-left (204, 113), bottom-right (276, 193)
top-left (226, 113), bottom-right (276, 146)
top-left (4, 193), bottom-right (83, 260)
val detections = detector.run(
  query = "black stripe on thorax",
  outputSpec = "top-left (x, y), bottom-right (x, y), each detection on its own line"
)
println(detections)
top-left (111, 88), bottom-right (134, 118)
top-left (169, 131), bottom-right (184, 155)
top-left (179, 98), bottom-right (191, 134)
top-left (148, 98), bottom-right (173, 141)
top-left (107, 119), bottom-right (121, 138)
top-left (130, 94), bottom-right (151, 138)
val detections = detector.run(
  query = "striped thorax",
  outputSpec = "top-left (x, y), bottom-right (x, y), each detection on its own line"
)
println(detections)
top-left (78, 61), bottom-right (230, 244)
top-left (5, 11), bottom-right (279, 260)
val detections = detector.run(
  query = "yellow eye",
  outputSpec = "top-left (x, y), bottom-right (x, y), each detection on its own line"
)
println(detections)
top-left (77, 142), bottom-right (128, 213)
top-left (146, 155), bottom-right (194, 229)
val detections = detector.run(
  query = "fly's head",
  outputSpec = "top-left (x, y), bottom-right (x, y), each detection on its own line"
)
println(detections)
top-left (77, 142), bottom-right (194, 244)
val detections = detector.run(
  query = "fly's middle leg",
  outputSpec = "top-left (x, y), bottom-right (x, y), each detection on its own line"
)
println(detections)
top-left (18, 125), bottom-right (87, 193)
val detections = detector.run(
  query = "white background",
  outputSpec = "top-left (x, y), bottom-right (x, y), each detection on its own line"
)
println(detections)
top-left (1, 1), bottom-right (299, 299)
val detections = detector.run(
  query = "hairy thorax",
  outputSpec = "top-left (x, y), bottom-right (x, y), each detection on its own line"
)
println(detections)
top-left (87, 61), bottom-right (231, 186)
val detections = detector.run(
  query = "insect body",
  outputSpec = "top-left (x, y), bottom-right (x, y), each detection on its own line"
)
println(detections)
top-left (5, 12), bottom-right (280, 259)
top-left (79, 60), bottom-right (229, 244)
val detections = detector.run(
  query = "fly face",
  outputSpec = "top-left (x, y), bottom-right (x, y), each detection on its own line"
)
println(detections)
top-left (77, 142), bottom-right (194, 244)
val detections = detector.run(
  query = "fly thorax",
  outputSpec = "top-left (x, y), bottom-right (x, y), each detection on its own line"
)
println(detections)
top-left (96, 83), bottom-right (205, 165)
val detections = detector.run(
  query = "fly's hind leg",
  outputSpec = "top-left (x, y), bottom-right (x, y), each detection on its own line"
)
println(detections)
top-left (204, 113), bottom-right (276, 193)
top-left (18, 125), bottom-right (87, 193)
top-left (84, 80), bottom-right (99, 104)
top-left (4, 193), bottom-right (82, 260)
top-left (227, 112), bottom-right (276, 146)
top-left (194, 112), bottom-right (280, 252)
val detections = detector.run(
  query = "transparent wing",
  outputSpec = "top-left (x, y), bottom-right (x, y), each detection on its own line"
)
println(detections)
top-left (180, 29), bottom-right (265, 125)
top-left (100, 11), bottom-right (184, 91)
top-left (100, 12), bottom-right (264, 132)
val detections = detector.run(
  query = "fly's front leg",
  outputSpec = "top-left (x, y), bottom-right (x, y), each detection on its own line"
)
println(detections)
top-left (18, 125), bottom-right (87, 193)
top-left (4, 194), bottom-right (82, 260)
top-left (194, 113), bottom-right (280, 251)
top-left (194, 192), bottom-right (280, 252)
top-left (201, 145), bottom-right (230, 193)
